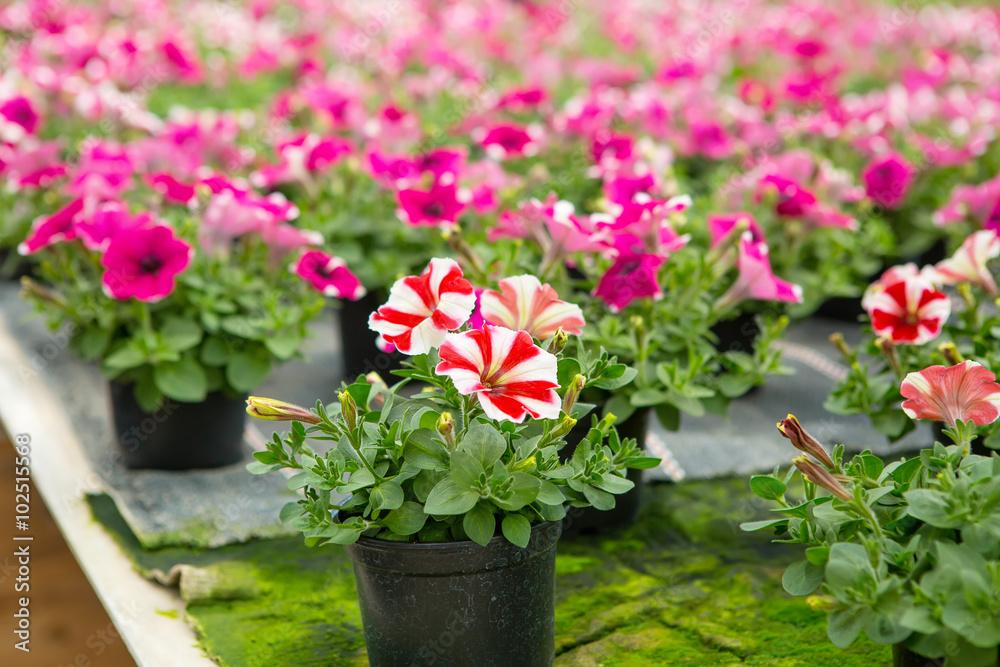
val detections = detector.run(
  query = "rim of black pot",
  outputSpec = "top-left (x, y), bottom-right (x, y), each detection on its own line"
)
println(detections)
top-left (343, 520), bottom-right (562, 576)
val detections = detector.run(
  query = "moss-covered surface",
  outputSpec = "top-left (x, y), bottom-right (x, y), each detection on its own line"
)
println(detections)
top-left (90, 480), bottom-right (892, 666)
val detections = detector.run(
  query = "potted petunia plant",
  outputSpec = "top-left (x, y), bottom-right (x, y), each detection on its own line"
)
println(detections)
top-left (246, 258), bottom-right (658, 666)
top-left (826, 230), bottom-right (1000, 452)
top-left (744, 363), bottom-right (1000, 667)
top-left (455, 189), bottom-right (798, 530)
top-left (19, 160), bottom-right (365, 470)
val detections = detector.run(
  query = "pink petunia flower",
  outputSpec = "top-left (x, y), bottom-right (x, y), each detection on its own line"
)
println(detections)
top-left (480, 275), bottom-right (585, 340)
top-left (0, 96), bottom-right (39, 140)
top-left (18, 198), bottom-right (84, 255)
top-left (716, 234), bottom-right (804, 310)
top-left (863, 272), bottom-right (950, 345)
top-left (933, 175), bottom-right (1000, 232)
top-left (708, 212), bottom-right (765, 247)
top-left (933, 230), bottom-right (1000, 296)
top-left (592, 252), bottom-right (666, 313)
top-left (901, 361), bottom-right (1000, 426)
top-left (144, 173), bottom-right (197, 205)
top-left (396, 180), bottom-right (467, 227)
top-left (75, 201), bottom-right (153, 251)
top-left (435, 325), bottom-right (560, 423)
top-left (477, 123), bottom-right (541, 160)
top-left (293, 250), bottom-right (365, 300)
top-left (758, 174), bottom-right (817, 217)
top-left (368, 258), bottom-right (476, 355)
top-left (862, 152), bottom-right (915, 210)
top-left (101, 225), bottom-right (193, 302)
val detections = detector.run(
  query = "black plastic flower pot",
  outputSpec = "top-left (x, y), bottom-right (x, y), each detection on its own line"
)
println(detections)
top-left (813, 295), bottom-right (866, 323)
top-left (559, 406), bottom-right (650, 537)
top-left (893, 645), bottom-right (944, 667)
top-left (344, 521), bottom-right (562, 667)
top-left (711, 311), bottom-right (759, 355)
top-left (109, 381), bottom-right (247, 470)
top-left (337, 290), bottom-right (405, 382)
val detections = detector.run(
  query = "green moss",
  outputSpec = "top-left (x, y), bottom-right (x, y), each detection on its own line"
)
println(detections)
top-left (89, 479), bottom-right (893, 666)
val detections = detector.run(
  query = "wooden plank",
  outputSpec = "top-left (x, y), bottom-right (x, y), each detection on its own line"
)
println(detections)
top-left (0, 315), bottom-right (217, 667)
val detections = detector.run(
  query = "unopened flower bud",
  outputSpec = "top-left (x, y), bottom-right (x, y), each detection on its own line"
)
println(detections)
top-left (246, 397), bottom-right (321, 424)
top-left (631, 315), bottom-right (646, 349)
top-left (806, 595), bottom-right (837, 612)
top-left (366, 372), bottom-right (388, 407)
top-left (338, 391), bottom-right (358, 431)
top-left (512, 455), bottom-right (537, 472)
top-left (777, 415), bottom-right (835, 469)
top-left (793, 456), bottom-right (852, 502)
top-left (937, 342), bottom-right (964, 366)
top-left (437, 412), bottom-right (456, 449)
top-left (549, 415), bottom-right (577, 440)
top-left (562, 374), bottom-right (587, 415)
top-left (829, 332), bottom-right (852, 359)
top-left (547, 328), bottom-right (569, 355)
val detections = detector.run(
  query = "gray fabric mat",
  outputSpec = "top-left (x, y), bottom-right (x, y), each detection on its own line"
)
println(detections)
top-left (1, 283), bottom-right (930, 546)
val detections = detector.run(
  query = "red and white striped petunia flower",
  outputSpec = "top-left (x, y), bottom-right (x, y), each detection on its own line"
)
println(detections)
top-left (435, 325), bottom-right (561, 423)
top-left (901, 361), bottom-right (1000, 426)
top-left (368, 258), bottom-right (475, 355)
top-left (863, 271), bottom-right (950, 345)
top-left (479, 275), bottom-right (585, 340)
top-left (933, 230), bottom-right (1000, 297)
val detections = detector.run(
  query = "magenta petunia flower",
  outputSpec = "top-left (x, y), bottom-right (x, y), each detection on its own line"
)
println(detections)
top-left (368, 258), bottom-right (476, 355)
top-left (863, 152), bottom-right (915, 210)
top-left (480, 275), bottom-right (585, 340)
top-left (145, 173), bottom-right (196, 204)
top-left (101, 225), bottom-right (194, 302)
top-left (901, 361), bottom-right (1000, 426)
top-left (716, 234), bottom-right (804, 310)
top-left (293, 250), bottom-right (365, 300)
top-left (435, 325), bottom-right (560, 423)
top-left (934, 230), bottom-right (1000, 296)
top-left (863, 272), bottom-right (950, 345)
top-left (758, 174), bottom-right (817, 217)
top-left (18, 198), bottom-right (84, 255)
top-left (592, 252), bottom-right (666, 313)
top-left (604, 173), bottom-right (656, 207)
top-left (707, 212), bottom-right (765, 247)
top-left (0, 96), bottom-right (39, 137)
top-left (477, 123), bottom-right (540, 159)
top-left (75, 201), bottom-right (153, 251)
top-left (396, 180), bottom-right (467, 226)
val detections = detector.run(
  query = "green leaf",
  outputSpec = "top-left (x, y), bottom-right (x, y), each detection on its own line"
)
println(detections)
top-left (463, 503), bottom-right (496, 546)
top-left (557, 357), bottom-right (582, 388)
top-left (582, 484), bottom-right (615, 511)
top-left (593, 366), bottom-right (638, 390)
top-left (858, 454), bottom-right (885, 480)
top-left (383, 502), bottom-right (428, 536)
top-left (827, 606), bottom-right (869, 648)
top-left (536, 480), bottom-right (565, 505)
top-left (655, 403), bottom-right (680, 431)
top-left (199, 336), bottom-right (232, 366)
top-left (593, 473), bottom-right (634, 495)
top-left (103, 344), bottom-right (148, 371)
top-left (370, 481), bottom-right (405, 512)
top-left (459, 424), bottom-right (507, 470)
top-left (493, 473), bottom-right (541, 511)
top-left (750, 476), bottom-right (787, 501)
top-left (74, 327), bottom-right (111, 361)
top-left (153, 359), bottom-right (207, 402)
top-left (630, 388), bottom-right (670, 407)
top-left (502, 514), bottom-right (531, 548)
top-left (160, 317), bottom-right (203, 352)
top-left (782, 559), bottom-right (824, 596)
top-left (604, 393), bottom-right (636, 422)
top-left (739, 518), bottom-right (787, 532)
top-left (264, 331), bottom-right (302, 360)
top-left (450, 450), bottom-right (485, 490)
top-left (226, 351), bottom-right (272, 392)
top-left (424, 478), bottom-right (479, 515)
top-left (403, 432), bottom-right (450, 471)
